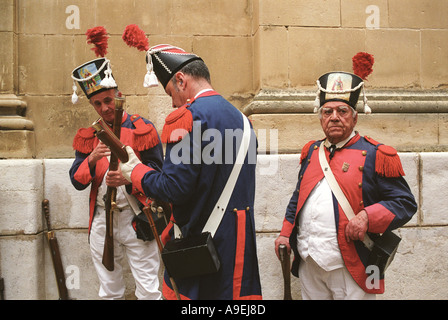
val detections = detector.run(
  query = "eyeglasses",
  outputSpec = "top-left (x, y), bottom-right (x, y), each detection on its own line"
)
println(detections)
top-left (320, 106), bottom-right (352, 118)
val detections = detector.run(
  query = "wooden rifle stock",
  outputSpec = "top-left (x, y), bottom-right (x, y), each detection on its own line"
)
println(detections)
top-left (42, 199), bottom-right (69, 300)
top-left (142, 205), bottom-right (180, 300)
top-left (100, 96), bottom-right (125, 272)
top-left (91, 118), bottom-right (129, 163)
top-left (279, 244), bottom-right (292, 300)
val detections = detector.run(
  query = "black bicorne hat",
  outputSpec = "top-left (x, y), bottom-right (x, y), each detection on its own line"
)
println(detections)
top-left (145, 44), bottom-right (203, 88)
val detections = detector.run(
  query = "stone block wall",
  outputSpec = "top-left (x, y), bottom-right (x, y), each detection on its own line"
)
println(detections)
top-left (1, 0), bottom-right (447, 300)
top-left (1, 0), bottom-right (447, 159)
top-left (1, 152), bottom-right (447, 300)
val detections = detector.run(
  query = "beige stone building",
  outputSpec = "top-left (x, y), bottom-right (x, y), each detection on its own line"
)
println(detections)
top-left (1, 0), bottom-right (447, 300)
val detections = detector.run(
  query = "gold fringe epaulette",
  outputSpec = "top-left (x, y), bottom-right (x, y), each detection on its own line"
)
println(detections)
top-left (364, 136), bottom-right (405, 177)
top-left (161, 105), bottom-right (193, 143)
top-left (131, 115), bottom-right (160, 151)
top-left (72, 127), bottom-right (96, 154)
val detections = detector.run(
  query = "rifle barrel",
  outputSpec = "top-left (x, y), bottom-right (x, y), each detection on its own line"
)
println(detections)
top-left (279, 244), bottom-right (292, 300)
top-left (101, 96), bottom-right (125, 272)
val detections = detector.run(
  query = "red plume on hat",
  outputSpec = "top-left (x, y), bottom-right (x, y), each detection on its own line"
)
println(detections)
top-left (352, 52), bottom-right (374, 80)
top-left (86, 26), bottom-right (109, 57)
top-left (352, 52), bottom-right (374, 114)
top-left (122, 24), bottom-right (149, 51)
top-left (122, 24), bottom-right (159, 87)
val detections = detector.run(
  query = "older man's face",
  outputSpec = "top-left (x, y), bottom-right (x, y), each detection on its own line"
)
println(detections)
top-left (319, 101), bottom-right (357, 144)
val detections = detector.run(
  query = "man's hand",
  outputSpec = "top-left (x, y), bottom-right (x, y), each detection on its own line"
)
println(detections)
top-left (88, 142), bottom-right (110, 169)
top-left (119, 146), bottom-right (142, 182)
top-left (274, 235), bottom-right (291, 260)
top-left (106, 167), bottom-right (130, 187)
top-left (345, 209), bottom-right (369, 243)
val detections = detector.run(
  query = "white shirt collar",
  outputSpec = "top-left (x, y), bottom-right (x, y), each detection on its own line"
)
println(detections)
top-left (193, 88), bottom-right (214, 100)
top-left (324, 130), bottom-right (356, 149)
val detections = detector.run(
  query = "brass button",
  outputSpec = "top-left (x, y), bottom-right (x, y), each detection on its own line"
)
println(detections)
top-left (360, 200), bottom-right (364, 205)
top-left (359, 166), bottom-right (364, 171)
top-left (358, 182), bottom-right (362, 187)
top-left (314, 145), bottom-right (318, 149)
top-left (362, 151), bottom-right (367, 156)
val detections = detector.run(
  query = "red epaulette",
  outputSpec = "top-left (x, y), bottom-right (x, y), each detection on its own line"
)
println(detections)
top-left (161, 105), bottom-right (193, 143)
top-left (364, 135), bottom-right (405, 177)
top-left (130, 114), bottom-right (160, 151)
top-left (300, 140), bottom-right (317, 164)
top-left (72, 127), bottom-right (96, 154)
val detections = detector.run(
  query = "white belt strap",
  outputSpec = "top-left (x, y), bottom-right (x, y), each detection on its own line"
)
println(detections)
top-left (174, 113), bottom-right (251, 239)
top-left (318, 142), bottom-right (374, 250)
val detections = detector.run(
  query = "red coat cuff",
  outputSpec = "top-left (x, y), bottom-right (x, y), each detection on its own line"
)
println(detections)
top-left (280, 218), bottom-right (294, 238)
top-left (73, 158), bottom-right (93, 185)
top-left (364, 203), bottom-right (395, 233)
top-left (130, 163), bottom-right (154, 194)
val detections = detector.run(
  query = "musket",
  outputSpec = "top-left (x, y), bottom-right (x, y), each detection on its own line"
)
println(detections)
top-left (42, 199), bottom-right (69, 300)
top-left (278, 244), bottom-right (292, 300)
top-left (97, 96), bottom-right (126, 272)
top-left (91, 118), bottom-right (128, 163)
top-left (142, 204), bottom-right (180, 300)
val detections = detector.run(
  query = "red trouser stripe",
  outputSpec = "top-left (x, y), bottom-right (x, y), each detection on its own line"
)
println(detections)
top-left (233, 209), bottom-right (246, 299)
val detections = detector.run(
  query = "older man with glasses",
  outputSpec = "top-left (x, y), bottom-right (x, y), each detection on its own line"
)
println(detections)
top-left (275, 70), bottom-right (417, 300)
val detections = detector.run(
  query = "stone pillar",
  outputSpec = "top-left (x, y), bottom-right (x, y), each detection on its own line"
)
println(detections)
top-left (0, 0), bottom-right (35, 159)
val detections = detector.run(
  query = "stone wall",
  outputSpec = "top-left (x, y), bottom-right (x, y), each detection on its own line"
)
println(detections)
top-left (1, 0), bottom-right (448, 300)
top-left (1, 0), bottom-right (447, 158)
top-left (1, 153), bottom-right (447, 300)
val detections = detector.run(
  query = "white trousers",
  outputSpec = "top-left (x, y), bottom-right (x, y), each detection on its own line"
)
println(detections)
top-left (299, 257), bottom-right (376, 300)
top-left (90, 206), bottom-right (162, 300)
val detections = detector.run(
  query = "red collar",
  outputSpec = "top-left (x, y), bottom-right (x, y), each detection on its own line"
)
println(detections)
top-left (186, 90), bottom-right (219, 107)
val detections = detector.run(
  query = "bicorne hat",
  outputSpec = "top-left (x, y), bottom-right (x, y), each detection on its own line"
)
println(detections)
top-left (71, 26), bottom-right (117, 103)
top-left (122, 24), bottom-right (202, 88)
top-left (146, 44), bottom-right (202, 88)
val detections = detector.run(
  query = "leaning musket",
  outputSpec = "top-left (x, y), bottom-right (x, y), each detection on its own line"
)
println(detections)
top-left (279, 244), bottom-right (292, 300)
top-left (42, 199), bottom-right (69, 300)
top-left (142, 204), bottom-right (181, 300)
top-left (91, 96), bottom-right (126, 271)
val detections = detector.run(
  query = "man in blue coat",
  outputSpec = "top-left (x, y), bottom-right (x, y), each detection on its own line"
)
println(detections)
top-left (119, 44), bottom-right (262, 300)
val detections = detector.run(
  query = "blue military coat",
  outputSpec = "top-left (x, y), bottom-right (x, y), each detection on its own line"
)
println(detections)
top-left (130, 90), bottom-right (262, 300)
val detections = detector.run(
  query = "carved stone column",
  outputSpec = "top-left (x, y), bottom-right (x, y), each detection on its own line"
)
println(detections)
top-left (0, 1), bottom-right (35, 158)
top-left (0, 94), bottom-right (35, 158)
